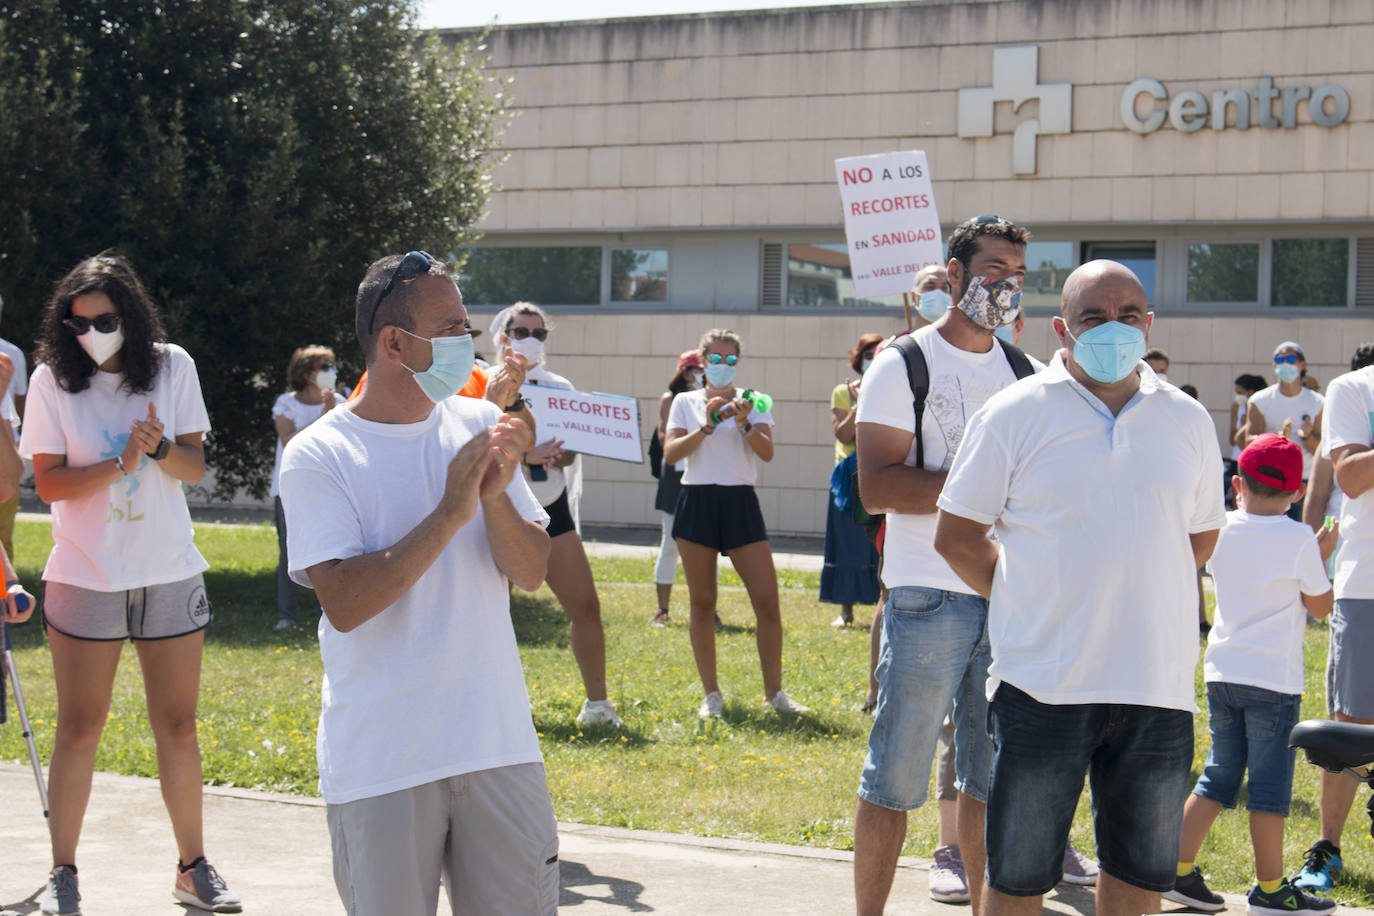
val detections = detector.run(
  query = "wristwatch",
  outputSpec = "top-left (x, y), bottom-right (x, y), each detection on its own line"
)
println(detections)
top-left (505, 394), bottom-right (526, 413)
top-left (147, 436), bottom-right (173, 461)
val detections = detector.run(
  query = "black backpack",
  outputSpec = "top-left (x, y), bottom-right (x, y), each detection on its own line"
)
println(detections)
top-left (855, 333), bottom-right (1036, 536)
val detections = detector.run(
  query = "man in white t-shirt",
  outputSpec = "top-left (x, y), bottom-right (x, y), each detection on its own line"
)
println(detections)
top-left (852, 215), bottom-right (1034, 916)
top-left (279, 252), bottom-right (555, 915)
top-left (934, 260), bottom-right (1225, 916)
top-left (1245, 341), bottom-right (1324, 519)
top-left (1292, 362), bottom-right (1374, 892)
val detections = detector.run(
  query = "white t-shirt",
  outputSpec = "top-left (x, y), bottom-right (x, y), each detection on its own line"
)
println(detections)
top-left (855, 325), bottom-right (1018, 593)
top-left (666, 388), bottom-right (774, 487)
top-left (0, 337), bottom-right (27, 435)
top-left (521, 367), bottom-right (573, 506)
top-left (269, 392), bottom-right (328, 497)
top-left (1321, 365), bottom-right (1374, 598)
top-left (1205, 510), bottom-right (1330, 695)
top-left (19, 344), bottom-right (211, 590)
top-left (1249, 383), bottom-right (1323, 479)
top-left (279, 396), bottom-right (550, 805)
top-left (937, 356), bottom-right (1226, 711)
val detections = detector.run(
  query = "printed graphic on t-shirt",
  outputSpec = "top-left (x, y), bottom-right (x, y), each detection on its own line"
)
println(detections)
top-left (925, 373), bottom-right (1006, 470)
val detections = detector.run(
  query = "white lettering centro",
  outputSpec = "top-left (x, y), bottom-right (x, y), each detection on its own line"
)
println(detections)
top-left (1120, 76), bottom-right (1350, 134)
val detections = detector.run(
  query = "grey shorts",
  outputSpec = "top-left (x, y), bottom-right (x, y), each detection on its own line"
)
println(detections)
top-left (43, 574), bottom-right (212, 641)
top-left (1330, 598), bottom-right (1374, 719)
top-left (326, 762), bottom-right (559, 916)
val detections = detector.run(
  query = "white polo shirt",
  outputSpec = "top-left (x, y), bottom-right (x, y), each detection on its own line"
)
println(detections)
top-left (1322, 365), bottom-right (1374, 599)
top-left (937, 354), bottom-right (1225, 711)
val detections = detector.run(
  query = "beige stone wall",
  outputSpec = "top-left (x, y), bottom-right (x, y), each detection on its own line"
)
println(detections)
top-left (516, 311), bottom-right (1374, 536)
top-left (469, 0), bottom-right (1374, 233)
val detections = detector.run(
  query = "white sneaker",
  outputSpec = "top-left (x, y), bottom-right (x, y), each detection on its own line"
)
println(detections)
top-left (698, 691), bottom-right (724, 718)
top-left (767, 689), bottom-right (810, 714)
top-left (576, 699), bottom-right (622, 727)
top-left (273, 618), bottom-right (294, 632)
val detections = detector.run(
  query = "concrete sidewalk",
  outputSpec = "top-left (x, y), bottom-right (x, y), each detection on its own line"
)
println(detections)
top-left (0, 766), bottom-right (1295, 916)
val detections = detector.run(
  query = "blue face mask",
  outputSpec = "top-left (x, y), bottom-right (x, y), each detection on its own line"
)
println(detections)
top-left (399, 329), bottom-right (475, 403)
top-left (993, 325), bottom-right (1015, 344)
top-left (1275, 363), bottom-right (1301, 384)
top-left (917, 289), bottom-right (950, 322)
top-left (1064, 321), bottom-right (1146, 385)
top-left (705, 364), bottom-right (736, 388)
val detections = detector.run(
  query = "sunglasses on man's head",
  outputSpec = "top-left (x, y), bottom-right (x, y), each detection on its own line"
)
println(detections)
top-left (63, 313), bottom-right (122, 335)
top-left (707, 353), bottom-right (738, 366)
top-left (507, 326), bottom-right (548, 341)
top-left (1275, 354), bottom-right (1301, 364)
top-left (366, 250), bottom-right (437, 335)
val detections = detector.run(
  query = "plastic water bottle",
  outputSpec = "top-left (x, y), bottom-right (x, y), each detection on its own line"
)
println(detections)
top-left (710, 389), bottom-right (773, 425)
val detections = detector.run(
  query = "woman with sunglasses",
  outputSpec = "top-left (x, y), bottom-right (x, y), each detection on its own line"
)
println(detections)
top-left (269, 345), bottom-right (339, 632)
top-left (663, 328), bottom-right (809, 718)
top-left (19, 253), bottom-right (239, 914)
top-left (490, 302), bottom-right (620, 728)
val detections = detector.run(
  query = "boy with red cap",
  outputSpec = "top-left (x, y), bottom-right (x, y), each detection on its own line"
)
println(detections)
top-left (1165, 433), bottom-right (1338, 916)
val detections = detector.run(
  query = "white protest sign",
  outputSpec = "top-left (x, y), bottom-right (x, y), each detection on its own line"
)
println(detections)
top-left (833, 150), bottom-right (943, 299)
top-left (520, 384), bottom-right (643, 463)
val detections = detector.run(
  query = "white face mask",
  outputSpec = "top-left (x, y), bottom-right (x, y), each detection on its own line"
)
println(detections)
top-left (688, 370), bottom-right (704, 390)
top-left (77, 327), bottom-right (124, 367)
top-left (1234, 392), bottom-right (1248, 407)
top-left (315, 368), bottom-right (338, 391)
top-left (509, 336), bottom-right (545, 367)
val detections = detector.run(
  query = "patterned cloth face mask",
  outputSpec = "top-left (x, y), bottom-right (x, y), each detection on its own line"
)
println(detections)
top-left (955, 275), bottom-right (1023, 330)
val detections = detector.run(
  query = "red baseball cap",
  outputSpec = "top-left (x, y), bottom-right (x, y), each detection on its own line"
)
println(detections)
top-left (677, 350), bottom-right (704, 372)
top-left (1239, 433), bottom-right (1303, 492)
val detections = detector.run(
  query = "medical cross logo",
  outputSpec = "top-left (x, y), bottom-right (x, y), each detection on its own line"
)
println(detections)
top-left (956, 45), bottom-right (1072, 176)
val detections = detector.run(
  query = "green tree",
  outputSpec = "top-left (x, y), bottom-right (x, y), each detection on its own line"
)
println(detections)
top-left (0, 0), bottom-right (509, 497)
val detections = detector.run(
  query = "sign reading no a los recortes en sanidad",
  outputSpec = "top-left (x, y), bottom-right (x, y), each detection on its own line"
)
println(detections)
top-left (834, 150), bottom-right (943, 299)
top-left (520, 384), bottom-right (643, 464)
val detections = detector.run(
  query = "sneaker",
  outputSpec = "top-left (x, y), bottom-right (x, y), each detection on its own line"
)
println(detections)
top-left (576, 698), bottom-right (623, 728)
top-left (1293, 839), bottom-right (1342, 892)
top-left (1059, 843), bottom-right (1099, 886)
top-left (766, 689), bottom-right (810, 714)
top-left (928, 845), bottom-right (970, 903)
top-left (40, 865), bottom-right (80, 915)
top-left (1163, 867), bottom-right (1225, 912)
top-left (699, 691), bottom-right (724, 718)
top-left (174, 858), bottom-right (241, 913)
top-left (273, 617), bottom-right (294, 631)
top-left (651, 609), bottom-right (670, 627)
top-left (830, 613), bottom-right (853, 629)
top-left (1247, 878), bottom-right (1337, 916)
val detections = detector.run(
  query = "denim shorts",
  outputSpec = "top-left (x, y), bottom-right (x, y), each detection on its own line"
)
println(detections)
top-left (1192, 681), bottom-right (1300, 816)
top-left (985, 683), bottom-right (1193, 896)
top-left (1329, 598), bottom-right (1374, 719)
top-left (857, 586), bottom-right (992, 810)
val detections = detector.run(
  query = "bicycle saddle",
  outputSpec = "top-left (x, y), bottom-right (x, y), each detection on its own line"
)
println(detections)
top-left (1289, 720), bottom-right (1374, 773)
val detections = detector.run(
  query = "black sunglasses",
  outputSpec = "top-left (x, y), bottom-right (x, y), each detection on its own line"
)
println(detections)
top-left (973, 214), bottom-right (1007, 225)
top-left (366, 250), bottom-right (437, 335)
top-left (63, 313), bottom-right (122, 334)
top-left (507, 326), bottom-right (548, 341)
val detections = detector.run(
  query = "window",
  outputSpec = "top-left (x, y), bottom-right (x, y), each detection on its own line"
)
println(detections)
top-left (1187, 243), bottom-right (1259, 303)
top-left (1022, 241), bottom-right (1076, 308)
top-left (461, 247), bottom-right (601, 305)
top-left (1272, 239), bottom-right (1348, 307)
top-left (610, 249), bottom-right (669, 302)
top-left (1085, 242), bottom-right (1157, 303)
top-left (785, 243), bottom-right (903, 308)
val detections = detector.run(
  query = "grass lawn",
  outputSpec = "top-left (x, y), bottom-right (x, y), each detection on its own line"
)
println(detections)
top-left (2, 518), bottom-right (1371, 904)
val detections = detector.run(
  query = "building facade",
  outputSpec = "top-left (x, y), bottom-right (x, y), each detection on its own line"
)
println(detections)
top-left (445, 0), bottom-right (1374, 536)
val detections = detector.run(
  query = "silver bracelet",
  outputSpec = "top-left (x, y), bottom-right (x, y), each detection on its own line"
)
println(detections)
top-left (114, 455), bottom-right (128, 476)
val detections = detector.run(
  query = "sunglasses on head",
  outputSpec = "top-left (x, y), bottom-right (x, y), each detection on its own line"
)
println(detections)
top-left (366, 250), bottom-right (437, 335)
top-left (707, 353), bottom-right (738, 366)
top-left (973, 214), bottom-right (1007, 226)
top-left (63, 313), bottom-right (122, 335)
top-left (1275, 354), bottom-right (1301, 364)
top-left (506, 326), bottom-right (548, 341)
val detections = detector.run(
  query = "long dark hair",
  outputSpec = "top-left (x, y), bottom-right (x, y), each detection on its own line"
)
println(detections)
top-left (36, 252), bottom-right (167, 395)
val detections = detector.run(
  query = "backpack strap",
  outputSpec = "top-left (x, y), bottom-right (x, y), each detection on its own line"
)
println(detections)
top-left (995, 337), bottom-right (1036, 379)
top-left (888, 334), bottom-right (930, 471)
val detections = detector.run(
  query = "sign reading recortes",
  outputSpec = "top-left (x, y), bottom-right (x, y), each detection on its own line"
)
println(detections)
top-left (1120, 76), bottom-right (1350, 133)
top-left (833, 150), bottom-right (943, 299)
top-left (520, 384), bottom-right (643, 463)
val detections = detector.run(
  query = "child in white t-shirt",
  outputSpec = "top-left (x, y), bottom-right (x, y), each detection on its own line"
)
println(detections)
top-left (1166, 434), bottom-right (1337, 916)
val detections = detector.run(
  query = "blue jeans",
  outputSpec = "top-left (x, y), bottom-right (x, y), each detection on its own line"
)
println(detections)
top-left (858, 586), bottom-right (992, 809)
top-left (1193, 681), bottom-right (1300, 816)
top-left (986, 683), bottom-right (1193, 896)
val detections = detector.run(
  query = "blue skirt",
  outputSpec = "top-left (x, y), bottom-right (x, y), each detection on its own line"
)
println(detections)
top-left (820, 489), bottom-right (880, 605)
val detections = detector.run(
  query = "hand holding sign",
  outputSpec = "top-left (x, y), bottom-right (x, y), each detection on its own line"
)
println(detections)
top-left (520, 385), bottom-right (642, 463)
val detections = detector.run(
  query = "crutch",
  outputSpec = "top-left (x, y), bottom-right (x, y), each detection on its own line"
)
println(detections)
top-left (1, 589), bottom-right (49, 817)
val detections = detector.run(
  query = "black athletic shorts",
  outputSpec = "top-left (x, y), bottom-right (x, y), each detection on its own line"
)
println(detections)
top-left (672, 484), bottom-right (768, 552)
top-left (543, 488), bottom-right (576, 539)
